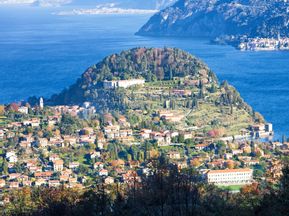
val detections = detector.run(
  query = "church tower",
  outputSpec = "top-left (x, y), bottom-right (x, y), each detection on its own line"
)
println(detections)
top-left (39, 97), bottom-right (44, 110)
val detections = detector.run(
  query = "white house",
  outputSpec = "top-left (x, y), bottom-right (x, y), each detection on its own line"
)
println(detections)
top-left (69, 162), bottom-right (80, 169)
top-left (94, 162), bottom-right (104, 170)
top-left (99, 169), bottom-right (108, 176)
top-left (90, 151), bottom-right (101, 159)
top-left (0, 129), bottom-right (4, 139)
top-left (265, 123), bottom-right (273, 133)
top-left (104, 176), bottom-right (114, 185)
top-left (6, 151), bottom-right (18, 163)
top-left (18, 106), bottom-right (28, 114)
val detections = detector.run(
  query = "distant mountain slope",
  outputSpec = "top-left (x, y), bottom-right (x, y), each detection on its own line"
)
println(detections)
top-left (0, 0), bottom-right (70, 6)
top-left (0, 0), bottom-right (176, 9)
top-left (137, 0), bottom-right (289, 38)
top-left (71, 0), bottom-right (177, 10)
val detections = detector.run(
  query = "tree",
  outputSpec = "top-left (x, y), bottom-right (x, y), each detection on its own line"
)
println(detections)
top-left (192, 98), bottom-right (198, 109)
top-left (6, 103), bottom-right (19, 112)
top-left (186, 100), bottom-right (191, 108)
top-left (60, 114), bottom-right (81, 135)
top-left (191, 158), bottom-right (201, 167)
top-left (169, 68), bottom-right (173, 80)
top-left (0, 105), bottom-right (4, 115)
top-left (6, 187), bottom-right (35, 215)
top-left (221, 80), bottom-right (229, 89)
top-left (170, 100), bottom-right (176, 109)
top-left (198, 87), bottom-right (204, 99)
top-left (216, 141), bottom-right (226, 155)
top-left (208, 128), bottom-right (226, 138)
top-left (209, 83), bottom-right (217, 93)
top-left (178, 134), bottom-right (185, 143)
top-left (2, 160), bottom-right (8, 175)
top-left (225, 160), bottom-right (235, 169)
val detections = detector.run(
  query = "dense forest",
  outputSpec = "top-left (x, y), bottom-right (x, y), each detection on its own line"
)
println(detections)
top-left (2, 160), bottom-right (289, 216)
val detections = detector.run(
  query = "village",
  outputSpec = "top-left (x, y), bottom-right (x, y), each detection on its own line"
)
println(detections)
top-left (238, 37), bottom-right (289, 51)
top-left (0, 95), bottom-right (285, 200)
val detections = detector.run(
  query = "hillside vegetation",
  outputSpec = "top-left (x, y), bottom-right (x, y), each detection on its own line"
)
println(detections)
top-left (49, 47), bottom-right (263, 136)
top-left (50, 48), bottom-right (217, 105)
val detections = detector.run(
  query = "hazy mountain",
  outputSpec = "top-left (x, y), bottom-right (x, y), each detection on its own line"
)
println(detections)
top-left (137, 0), bottom-right (289, 38)
top-left (71, 0), bottom-right (177, 9)
top-left (0, 0), bottom-right (176, 9)
top-left (0, 0), bottom-right (71, 5)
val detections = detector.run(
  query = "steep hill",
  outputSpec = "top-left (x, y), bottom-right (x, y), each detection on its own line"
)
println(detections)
top-left (50, 48), bottom-right (218, 105)
top-left (137, 0), bottom-right (289, 39)
top-left (49, 48), bottom-right (263, 136)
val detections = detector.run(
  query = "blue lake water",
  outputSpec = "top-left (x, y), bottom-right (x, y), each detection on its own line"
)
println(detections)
top-left (0, 6), bottom-right (289, 139)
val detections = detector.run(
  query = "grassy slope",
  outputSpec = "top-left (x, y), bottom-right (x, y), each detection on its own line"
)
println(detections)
top-left (123, 79), bottom-right (254, 137)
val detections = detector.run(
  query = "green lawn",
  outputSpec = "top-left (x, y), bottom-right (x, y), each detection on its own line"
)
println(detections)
top-left (218, 185), bottom-right (243, 191)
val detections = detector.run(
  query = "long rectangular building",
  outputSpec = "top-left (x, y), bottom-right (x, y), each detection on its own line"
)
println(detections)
top-left (206, 168), bottom-right (253, 185)
top-left (103, 79), bottom-right (145, 89)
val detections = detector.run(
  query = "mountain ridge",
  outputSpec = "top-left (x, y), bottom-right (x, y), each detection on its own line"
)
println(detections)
top-left (137, 0), bottom-right (289, 41)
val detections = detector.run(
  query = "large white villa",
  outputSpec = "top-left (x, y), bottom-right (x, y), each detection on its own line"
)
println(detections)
top-left (103, 79), bottom-right (145, 89)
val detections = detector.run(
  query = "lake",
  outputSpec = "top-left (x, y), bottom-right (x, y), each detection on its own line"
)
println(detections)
top-left (0, 6), bottom-right (289, 139)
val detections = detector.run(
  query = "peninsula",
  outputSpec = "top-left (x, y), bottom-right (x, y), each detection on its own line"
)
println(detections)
top-left (137, 0), bottom-right (289, 51)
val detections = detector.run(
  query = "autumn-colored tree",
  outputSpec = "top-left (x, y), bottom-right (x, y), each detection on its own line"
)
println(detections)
top-left (191, 158), bottom-right (201, 167)
top-left (208, 128), bottom-right (226, 138)
top-left (5, 187), bottom-right (36, 215)
top-left (110, 159), bottom-right (125, 167)
top-left (149, 149), bottom-right (159, 159)
top-left (241, 182), bottom-right (259, 195)
top-left (54, 129), bottom-right (61, 136)
top-left (6, 103), bottom-right (19, 112)
top-left (225, 160), bottom-right (235, 169)
top-left (0, 105), bottom-right (4, 115)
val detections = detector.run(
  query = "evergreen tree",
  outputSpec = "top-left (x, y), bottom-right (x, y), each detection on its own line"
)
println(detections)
top-left (209, 83), bottom-right (217, 93)
top-left (186, 100), bottom-right (191, 108)
top-left (2, 160), bottom-right (8, 175)
top-left (198, 87), bottom-right (204, 99)
top-left (169, 68), bottom-right (173, 80)
top-left (192, 98), bottom-right (198, 109)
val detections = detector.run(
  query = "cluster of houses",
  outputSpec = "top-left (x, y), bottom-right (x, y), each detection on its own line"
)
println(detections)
top-left (239, 37), bottom-right (289, 51)
top-left (104, 125), bottom-right (134, 143)
top-left (1, 154), bottom-right (82, 189)
top-left (50, 103), bottom-right (96, 120)
top-left (0, 151), bottom-right (150, 189)
top-left (249, 123), bottom-right (274, 138)
top-left (0, 99), bottom-right (285, 193)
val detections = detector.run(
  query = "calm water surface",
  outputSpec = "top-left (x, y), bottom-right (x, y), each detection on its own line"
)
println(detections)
top-left (0, 6), bottom-right (289, 139)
